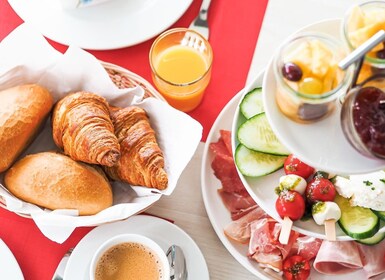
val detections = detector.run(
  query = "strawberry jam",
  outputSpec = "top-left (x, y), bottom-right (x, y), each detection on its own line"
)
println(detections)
top-left (353, 86), bottom-right (385, 158)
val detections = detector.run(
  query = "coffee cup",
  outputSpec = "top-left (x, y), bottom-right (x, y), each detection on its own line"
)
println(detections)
top-left (89, 234), bottom-right (170, 280)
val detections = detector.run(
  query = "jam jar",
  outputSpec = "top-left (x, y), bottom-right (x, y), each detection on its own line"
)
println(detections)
top-left (341, 75), bottom-right (385, 159)
top-left (274, 33), bottom-right (353, 123)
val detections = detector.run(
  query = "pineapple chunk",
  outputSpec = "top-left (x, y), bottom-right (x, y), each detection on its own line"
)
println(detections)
top-left (348, 21), bottom-right (385, 51)
top-left (310, 40), bottom-right (333, 79)
top-left (323, 64), bottom-right (338, 92)
top-left (347, 5), bottom-right (365, 32)
top-left (285, 41), bottom-right (312, 77)
top-left (364, 9), bottom-right (385, 26)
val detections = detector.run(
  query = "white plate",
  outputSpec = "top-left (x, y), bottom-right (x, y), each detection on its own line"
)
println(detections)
top-left (201, 72), bottom-right (372, 279)
top-left (0, 239), bottom-right (24, 280)
top-left (8, 0), bottom-right (193, 50)
top-left (64, 215), bottom-right (209, 280)
top-left (263, 18), bottom-right (385, 175)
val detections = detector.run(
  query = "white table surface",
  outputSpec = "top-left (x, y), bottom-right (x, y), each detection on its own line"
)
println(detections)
top-left (148, 0), bottom-right (359, 279)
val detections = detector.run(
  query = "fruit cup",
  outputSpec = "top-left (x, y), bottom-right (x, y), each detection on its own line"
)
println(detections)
top-left (273, 33), bottom-right (353, 123)
top-left (342, 1), bottom-right (385, 83)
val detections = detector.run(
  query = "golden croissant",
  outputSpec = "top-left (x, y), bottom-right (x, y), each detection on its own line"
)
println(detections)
top-left (52, 92), bottom-right (120, 167)
top-left (105, 106), bottom-right (168, 190)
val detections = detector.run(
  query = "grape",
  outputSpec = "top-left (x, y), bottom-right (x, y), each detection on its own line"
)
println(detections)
top-left (376, 48), bottom-right (385, 59)
top-left (299, 77), bottom-right (323, 94)
top-left (282, 62), bottom-right (303, 81)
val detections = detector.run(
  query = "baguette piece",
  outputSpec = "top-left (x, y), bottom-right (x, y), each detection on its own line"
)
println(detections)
top-left (4, 152), bottom-right (113, 215)
top-left (0, 84), bottom-right (53, 172)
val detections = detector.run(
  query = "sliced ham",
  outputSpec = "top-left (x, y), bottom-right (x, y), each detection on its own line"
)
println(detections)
top-left (219, 129), bottom-right (233, 156)
top-left (211, 152), bottom-right (245, 193)
top-left (218, 189), bottom-right (256, 220)
top-left (358, 240), bottom-right (385, 279)
top-left (289, 236), bottom-right (322, 261)
top-left (313, 241), bottom-right (363, 275)
top-left (209, 136), bottom-right (231, 158)
top-left (248, 218), bottom-right (299, 272)
top-left (224, 205), bottom-right (268, 243)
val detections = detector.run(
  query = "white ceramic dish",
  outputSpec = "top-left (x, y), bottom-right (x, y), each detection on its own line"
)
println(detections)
top-left (64, 215), bottom-right (209, 280)
top-left (262, 18), bottom-right (385, 175)
top-left (8, 0), bottom-right (193, 50)
top-left (0, 239), bottom-right (24, 280)
top-left (201, 72), bottom-right (374, 279)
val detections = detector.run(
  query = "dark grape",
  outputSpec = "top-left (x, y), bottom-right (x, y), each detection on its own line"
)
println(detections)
top-left (282, 62), bottom-right (303, 81)
top-left (376, 49), bottom-right (385, 59)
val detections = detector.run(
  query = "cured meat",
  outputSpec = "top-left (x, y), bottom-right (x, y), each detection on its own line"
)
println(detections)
top-left (211, 152), bottom-right (245, 194)
top-left (224, 205), bottom-right (268, 243)
top-left (313, 241), bottom-right (363, 275)
top-left (218, 189), bottom-right (256, 220)
top-left (219, 129), bottom-right (233, 156)
top-left (209, 136), bottom-right (231, 159)
top-left (358, 240), bottom-right (385, 279)
top-left (289, 236), bottom-right (322, 261)
top-left (248, 218), bottom-right (299, 272)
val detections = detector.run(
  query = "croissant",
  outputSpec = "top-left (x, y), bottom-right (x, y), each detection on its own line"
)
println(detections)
top-left (105, 106), bottom-right (168, 190)
top-left (52, 92), bottom-right (120, 167)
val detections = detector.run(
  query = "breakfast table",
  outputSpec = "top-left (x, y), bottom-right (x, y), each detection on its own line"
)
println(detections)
top-left (0, 0), bottom-right (367, 279)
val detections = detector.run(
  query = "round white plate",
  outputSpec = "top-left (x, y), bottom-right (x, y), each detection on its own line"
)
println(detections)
top-left (263, 19), bottom-right (385, 175)
top-left (0, 239), bottom-right (24, 280)
top-left (201, 72), bottom-right (372, 279)
top-left (64, 215), bottom-right (209, 280)
top-left (8, 0), bottom-right (193, 50)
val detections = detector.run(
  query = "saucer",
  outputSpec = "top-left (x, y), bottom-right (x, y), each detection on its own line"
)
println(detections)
top-left (262, 18), bottom-right (385, 174)
top-left (64, 214), bottom-right (209, 279)
top-left (8, 0), bottom-right (193, 50)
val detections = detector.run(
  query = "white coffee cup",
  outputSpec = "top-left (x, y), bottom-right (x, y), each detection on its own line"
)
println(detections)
top-left (89, 233), bottom-right (170, 280)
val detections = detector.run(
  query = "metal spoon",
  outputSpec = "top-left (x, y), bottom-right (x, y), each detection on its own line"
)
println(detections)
top-left (166, 245), bottom-right (188, 280)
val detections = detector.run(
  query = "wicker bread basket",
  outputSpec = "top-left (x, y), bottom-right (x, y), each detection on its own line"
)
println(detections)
top-left (0, 62), bottom-right (166, 220)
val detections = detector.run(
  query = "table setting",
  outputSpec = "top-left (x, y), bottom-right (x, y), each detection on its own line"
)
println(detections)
top-left (1, 0), bottom-right (385, 280)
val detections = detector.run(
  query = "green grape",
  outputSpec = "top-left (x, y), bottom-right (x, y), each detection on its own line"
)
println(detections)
top-left (299, 77), bottom-right (323, 95)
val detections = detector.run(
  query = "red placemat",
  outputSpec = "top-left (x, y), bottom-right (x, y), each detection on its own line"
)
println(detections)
top-left (0, 0), bottom-right (268, 279)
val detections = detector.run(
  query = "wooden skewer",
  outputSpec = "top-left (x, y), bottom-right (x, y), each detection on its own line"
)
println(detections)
top-left (279, 216), bottom-right (293, 245)
top-left (325, 219), bottom-right (336, 241)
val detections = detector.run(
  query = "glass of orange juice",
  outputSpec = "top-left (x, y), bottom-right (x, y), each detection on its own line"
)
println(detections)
top-left (149, 28), bottom-right (213, 112)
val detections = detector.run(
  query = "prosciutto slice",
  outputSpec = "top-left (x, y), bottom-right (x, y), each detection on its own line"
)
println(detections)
top-left (358, 241), bottom-right (385, 279)
top-left (224, 205), bottom-right (268, 243)
top-left (313, 241), bottom-right (363, 275)
top-left (289, 236), bottom-right (322, 261)
top-left (248, 218), bottom-right (299, 272)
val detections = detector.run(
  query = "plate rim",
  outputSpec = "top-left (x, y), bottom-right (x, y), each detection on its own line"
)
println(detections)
top-left (8, 0), bottom-right (194, 50)
top-left (0, 239), bottom-right (24, 280)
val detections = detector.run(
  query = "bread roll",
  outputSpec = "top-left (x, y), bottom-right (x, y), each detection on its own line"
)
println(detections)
top-left (0, 84), bottom-right (53, 172)
top-left (4, 152), bottom-right (113, 215)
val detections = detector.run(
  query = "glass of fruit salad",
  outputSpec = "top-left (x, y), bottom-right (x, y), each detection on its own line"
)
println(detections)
top-left (341, 75), bottom-right (385, 159)
top-left (342, 1), bottom-right (385, 83)
top-left (274, 33), bottom-right (353, 123)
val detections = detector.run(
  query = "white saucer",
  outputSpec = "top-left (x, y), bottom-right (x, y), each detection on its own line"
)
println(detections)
top-left (64, 215), bottom-right (209, 279)
top-left (202, 71), bottom-right (373, 279)
top-left (8, 0), bottom-right (193, 50)
top-left (263, 19), bottom-right (385, 175)
top-left (0, 239), bottom-right (24, 280)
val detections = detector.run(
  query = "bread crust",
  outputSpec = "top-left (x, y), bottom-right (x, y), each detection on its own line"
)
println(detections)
top-left (4, 152), bottom-right (113, 215)
top-left (0, 84), bottom-right (53, 172)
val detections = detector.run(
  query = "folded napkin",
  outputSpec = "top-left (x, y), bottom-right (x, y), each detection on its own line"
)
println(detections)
top-left (0, 23), bottom-right (202, 243)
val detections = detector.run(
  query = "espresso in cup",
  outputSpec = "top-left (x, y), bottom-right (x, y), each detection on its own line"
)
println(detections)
top-left (90, 234), bottom-right (170, 280)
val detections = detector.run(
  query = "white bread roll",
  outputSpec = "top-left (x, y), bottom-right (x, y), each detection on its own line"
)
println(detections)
top-left (4, 152), bottom-right (113, 215)
top-left (0, 84), bottom-right (53, 172)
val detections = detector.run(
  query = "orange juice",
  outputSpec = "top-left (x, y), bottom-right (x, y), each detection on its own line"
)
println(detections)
top-left (150, 28), bottom-right (213, 112)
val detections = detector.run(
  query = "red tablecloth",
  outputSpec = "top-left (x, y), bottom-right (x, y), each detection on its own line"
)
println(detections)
top-left (0, 0), bottom-right (268, 279)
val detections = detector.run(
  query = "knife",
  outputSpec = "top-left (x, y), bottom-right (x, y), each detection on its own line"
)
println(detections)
top-left (52, 248), bottom-right (73, 280)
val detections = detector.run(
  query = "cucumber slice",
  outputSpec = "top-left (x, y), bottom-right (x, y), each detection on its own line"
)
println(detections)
top-left (355, 231), bottom-right (385, 245)
top-left (373, 210), bottom-right (385, 222)
top-left (335, 195), bottom-right (379, 239)
top-left (235, 144), bottom-right (286, 177)
top-left (240, 87), bottom-right (264, 119)
top-left (237, 113), bottom-right (289, 156)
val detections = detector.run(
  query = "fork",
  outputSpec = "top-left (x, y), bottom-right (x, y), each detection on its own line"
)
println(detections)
top-left (188, 0), bottom-right (212, 40)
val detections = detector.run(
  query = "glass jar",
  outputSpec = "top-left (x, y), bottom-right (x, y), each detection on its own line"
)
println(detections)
top-left (274, 33), bottom-right (353, 123)
top-left (342, 1), bottom-right (385, 83)
top-left (341, 75), bottom-right (385, 159)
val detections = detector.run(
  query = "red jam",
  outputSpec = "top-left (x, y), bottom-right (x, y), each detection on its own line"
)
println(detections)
top-left (353, 86), bottom-right (385, 157)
